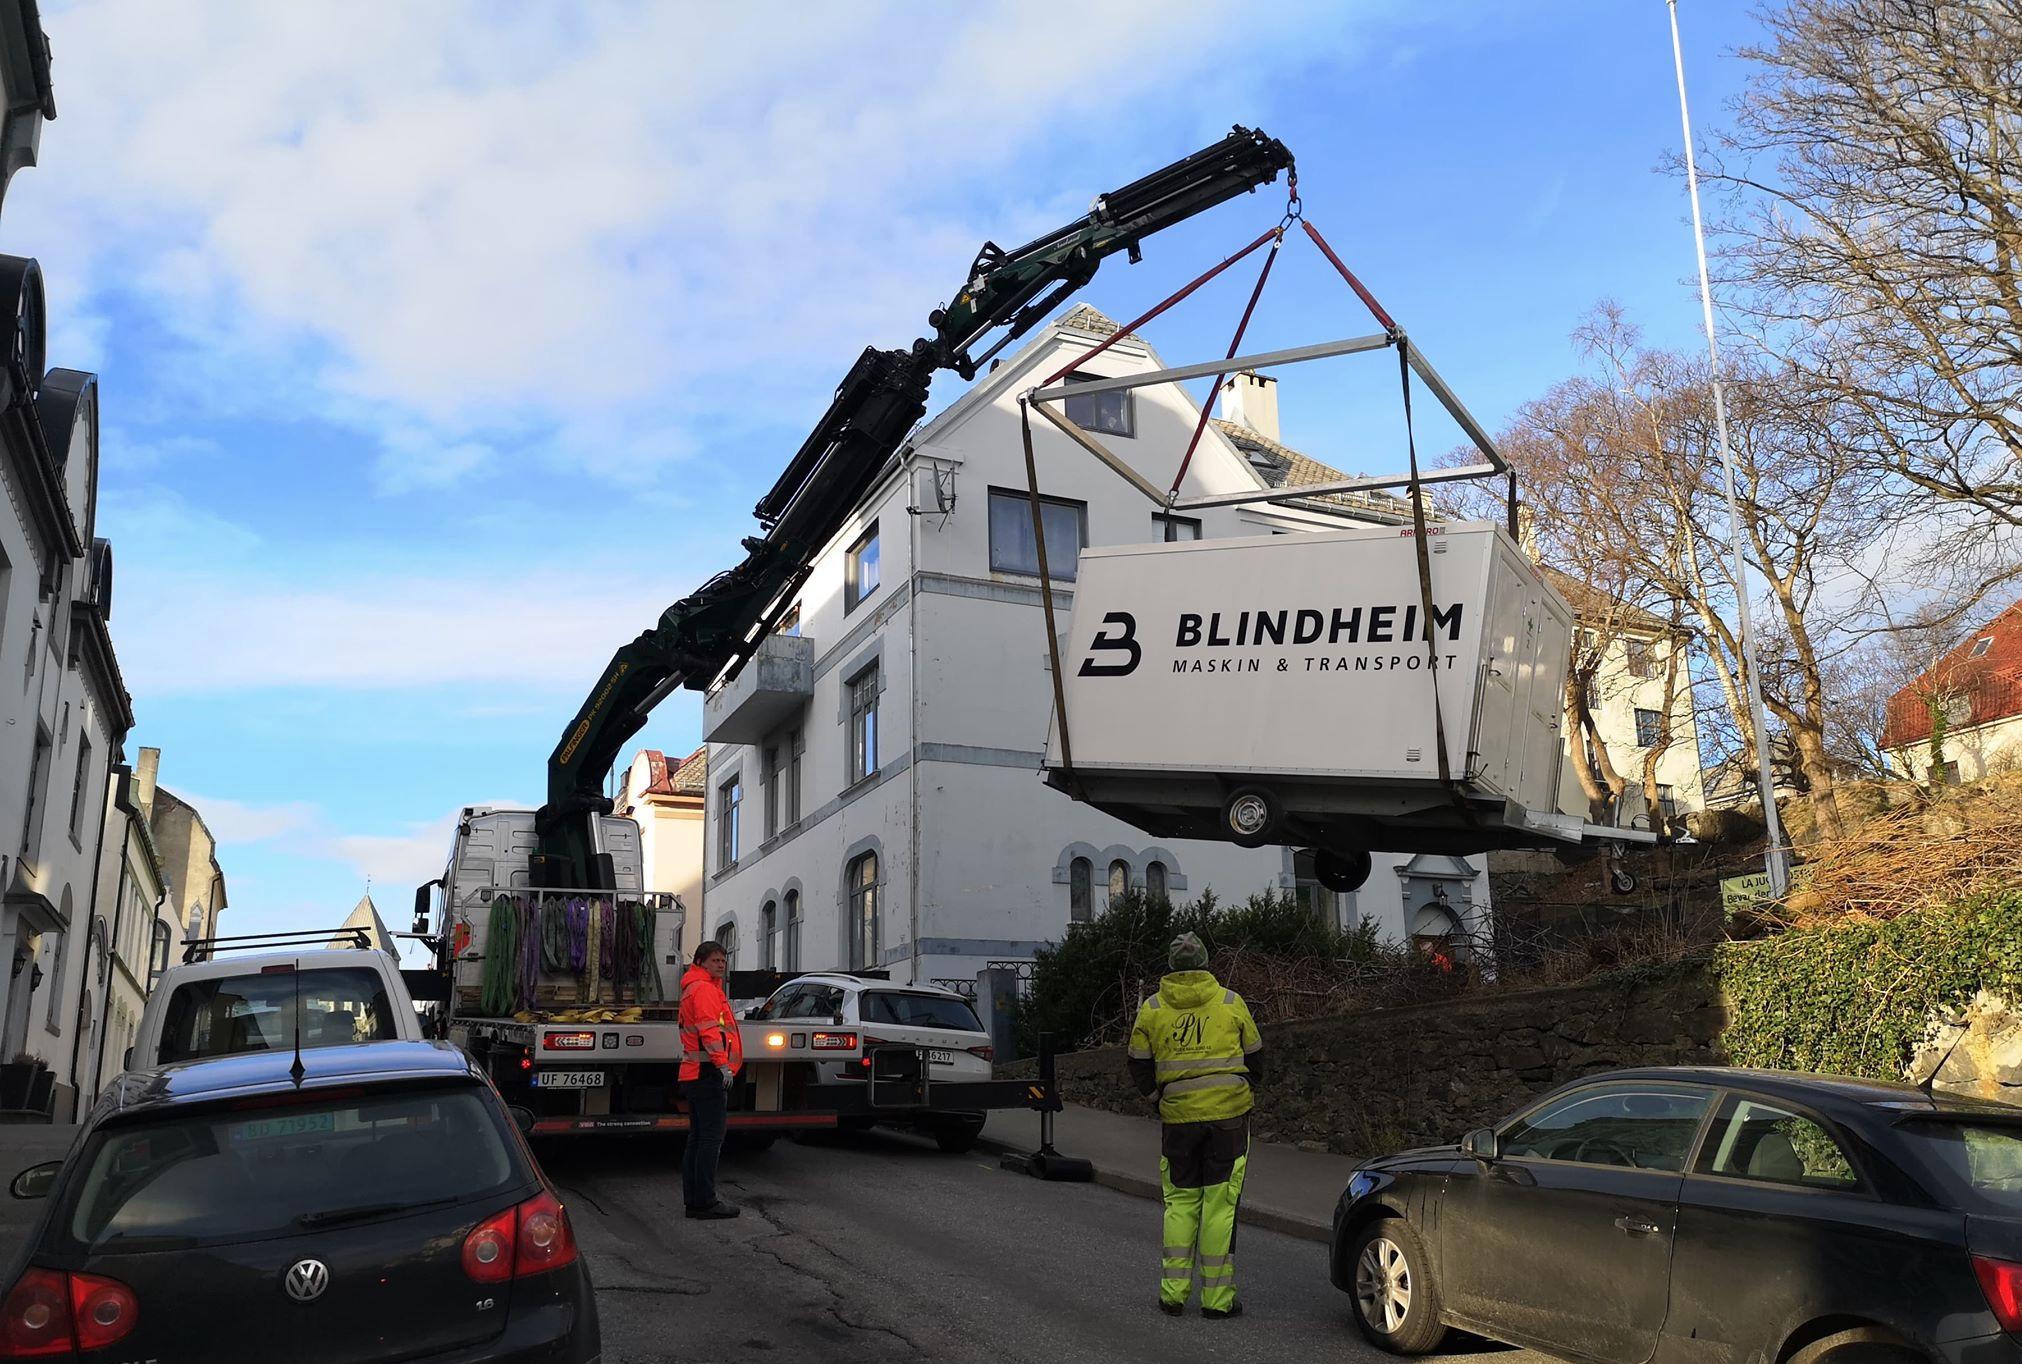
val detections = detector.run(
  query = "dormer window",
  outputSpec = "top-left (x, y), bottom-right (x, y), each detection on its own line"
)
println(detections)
top-left (1970, 637), bottom-right (1994, 659)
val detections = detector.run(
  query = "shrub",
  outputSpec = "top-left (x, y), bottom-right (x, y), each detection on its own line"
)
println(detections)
top-left (1718, 890), bottom-right (2022, 1079)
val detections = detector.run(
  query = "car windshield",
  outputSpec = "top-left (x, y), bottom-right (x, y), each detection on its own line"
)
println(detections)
top-left (1895, 1119), bottom-right (2022, 1213)
top-left (61, 1085), bottom-right (522, 1252)
top-left (862, 992), bottom-right (984, 1032)
top-left (156, 967), bottom-right (398, 1064)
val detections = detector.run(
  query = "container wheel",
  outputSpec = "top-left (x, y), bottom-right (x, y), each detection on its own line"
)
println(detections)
top-left (1223, 786), bottom-right (1281, 848)
top-left (1315, 848), bottom-right (1373, 893)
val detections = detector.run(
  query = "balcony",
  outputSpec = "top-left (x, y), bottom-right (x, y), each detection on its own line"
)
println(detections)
top-left (704, 634), bottom-right (815, 745)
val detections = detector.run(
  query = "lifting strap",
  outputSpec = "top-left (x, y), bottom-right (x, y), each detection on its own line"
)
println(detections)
top-left (1038, 226), bottom-right (1283, 389)
top-left (1397, 337), bottom-right (1458, 793)
top-left (1167, 229), bottom-right (1284, 499)
top-left (1023, 399), bottom-right (1084, 800)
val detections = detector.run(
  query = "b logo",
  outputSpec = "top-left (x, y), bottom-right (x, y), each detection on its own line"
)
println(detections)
top-left (1078, 612), bottom-right (1141, 677)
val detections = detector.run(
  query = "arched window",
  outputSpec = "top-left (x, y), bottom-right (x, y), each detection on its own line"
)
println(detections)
top-left (761, 901), bottom-right (778, 970)
top-left (716, 920), bottom-right (738, 970)
top-left (784, 890), bottom-right (802, 972)
top-left (1146, 861), bottom-right (1168, 902)
top-left (1108, 859), bottom-right (1130, 904)
top-left (1069, 858), bottom-right (1093, 923)
top-left (147, 921), bottom-right (171, 984)
top-left (848, 852), bottom-right (880, 971)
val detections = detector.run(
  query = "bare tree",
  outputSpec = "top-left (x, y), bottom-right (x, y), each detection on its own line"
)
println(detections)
top-left (1706, 0), bottom-right (2022, 540)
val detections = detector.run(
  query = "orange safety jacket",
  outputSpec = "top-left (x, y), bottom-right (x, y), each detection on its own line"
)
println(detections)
top-left (678, 964), bottom-right (744, 1081)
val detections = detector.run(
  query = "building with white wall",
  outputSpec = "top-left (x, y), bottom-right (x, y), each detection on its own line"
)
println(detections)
top-left (701, 307), bottom-right (1498, 989)
top-left (613, 747), bottom-right (707, 961)
top-left (1883, 600), bottom-right (2022, 785)
top-left (84, 750), bottom-right (175, 1106)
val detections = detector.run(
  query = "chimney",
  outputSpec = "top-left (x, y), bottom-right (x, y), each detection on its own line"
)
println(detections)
top-left (1219, 371), bottom-right (1280, 444)
top-left (134, 747), bottom-right (160, 818)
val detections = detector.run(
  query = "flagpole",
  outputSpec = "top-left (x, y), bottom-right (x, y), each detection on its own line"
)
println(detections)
top-left (1667, 0), bottom-right (1790, 897)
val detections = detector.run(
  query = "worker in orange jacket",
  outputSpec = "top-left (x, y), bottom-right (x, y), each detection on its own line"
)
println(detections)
top-left (678, 940), bottom-right (744, 1219)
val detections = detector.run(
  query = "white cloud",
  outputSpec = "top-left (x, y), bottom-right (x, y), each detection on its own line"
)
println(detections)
top-left (16, 0), bottom-right (1406, 487)
top-left (177, 793), bottom-right (320, 845)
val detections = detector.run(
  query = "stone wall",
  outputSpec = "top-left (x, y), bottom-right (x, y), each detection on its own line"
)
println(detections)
top-left (1037, 957), bottom-right (1726, 1155)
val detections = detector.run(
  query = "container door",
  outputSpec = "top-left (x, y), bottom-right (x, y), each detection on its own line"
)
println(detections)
top-left (1470, 555), bottom-right (1524, 798)
top-left (1515, 590), bottom-right (1571, 812)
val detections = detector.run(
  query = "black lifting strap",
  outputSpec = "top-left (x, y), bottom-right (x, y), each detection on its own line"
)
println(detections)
top-left (1397, 339), bottom-right (1457, 793)
top-left (1023, 399), bottom-right (1084, 801)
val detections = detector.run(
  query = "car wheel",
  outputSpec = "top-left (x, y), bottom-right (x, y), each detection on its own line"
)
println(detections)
top-left (1350, 1217), bottom-right (1446, 1355)
top-left (933, 1119), bottom-right (985, 1155)
top-left (1787, 1327), bottom-right (1925, 1364)
top-left (1223, 785), bottom-right (1281, 848)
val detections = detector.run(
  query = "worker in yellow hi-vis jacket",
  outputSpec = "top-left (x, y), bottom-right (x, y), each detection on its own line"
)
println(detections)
top-left (1127, 933), bottom-right (1265, 1319)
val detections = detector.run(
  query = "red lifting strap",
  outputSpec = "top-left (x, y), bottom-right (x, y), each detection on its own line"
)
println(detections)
top-left (1166, 231), bottom-right (1283, 498)
top-left (1039, 225), bottom-right (1284, 389)
top-left (1302, 219), bottom-right (1397, 333)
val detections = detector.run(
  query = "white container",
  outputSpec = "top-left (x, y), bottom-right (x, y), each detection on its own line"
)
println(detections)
top-left (1041, 521), bottom-right (1581, 858)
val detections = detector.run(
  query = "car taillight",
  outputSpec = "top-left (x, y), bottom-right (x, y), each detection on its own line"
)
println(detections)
top-left (0, 1267), bottom-right (139, 1358)
top-left (1975, 1255), bottom-right (2022, 1332)
top-left (542, 1031), bottom-right (596, 1051)
top-left (811, 1031), bottom-right (858, 1051)
top-left (968, 1044), bottom-right (995, 1063)
top-left (69, 1274), bottom-right (138, 1352)
top-left (515, 1191), bottom-right (578, 1276)
top-left (464, 1194), bottom-right (578, 1284)
top-left (462, 1207), bottom-right (516, 1284)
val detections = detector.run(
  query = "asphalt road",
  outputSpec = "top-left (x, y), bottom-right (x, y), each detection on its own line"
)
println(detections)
top-left (540, 1127), bottom-right (1546, 1364)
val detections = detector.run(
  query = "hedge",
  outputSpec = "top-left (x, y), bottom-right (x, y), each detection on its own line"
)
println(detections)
top-left (1717, 890), bottom-right (2022, 1080)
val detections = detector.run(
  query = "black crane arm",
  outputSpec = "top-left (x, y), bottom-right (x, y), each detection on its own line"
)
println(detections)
top-left (532, 127), bottom-right (1293, 889)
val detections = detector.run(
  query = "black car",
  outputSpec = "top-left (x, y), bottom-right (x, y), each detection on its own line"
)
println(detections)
top-left (1331, 1067), bottom-right (2022, 1364)
top-left (2, 1040), bottom-right (598, 1363)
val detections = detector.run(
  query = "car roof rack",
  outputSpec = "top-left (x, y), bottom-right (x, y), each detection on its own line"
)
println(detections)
top-left (181, 928), bottom-right (371, 964)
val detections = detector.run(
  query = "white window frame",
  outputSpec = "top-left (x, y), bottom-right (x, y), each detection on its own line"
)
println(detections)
top-left (846, 523), bottom-right (880, 613)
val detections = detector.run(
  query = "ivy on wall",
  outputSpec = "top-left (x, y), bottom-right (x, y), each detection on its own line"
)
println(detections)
top-left (1717, 891), bottom-right (2022, 1080)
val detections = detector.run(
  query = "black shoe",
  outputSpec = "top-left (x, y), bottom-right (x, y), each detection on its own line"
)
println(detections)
top-left (1202, 1303), bottom-right (1243, 1320)
top-left (1158, 1302), bottom-right (1184, 1317)
top-left (686, 1201), bottom-right (741, 1219)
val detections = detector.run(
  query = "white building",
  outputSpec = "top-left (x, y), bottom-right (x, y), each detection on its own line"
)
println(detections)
top-left (612, 747), bottom-right (707, 962)
top-left (1546, 572), bottom-right (1706, 832)
top-left (700, 306), bottom-right (1495, 989)
top-left (0, 356), bottom-right (133, 1119)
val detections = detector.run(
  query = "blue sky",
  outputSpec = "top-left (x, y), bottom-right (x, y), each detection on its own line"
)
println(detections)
top-left (6, 1), bottom-right (1765, 937)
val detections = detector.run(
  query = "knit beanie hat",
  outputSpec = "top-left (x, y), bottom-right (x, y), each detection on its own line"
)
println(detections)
top-left (1168, 932), bottom-right (1209, 972)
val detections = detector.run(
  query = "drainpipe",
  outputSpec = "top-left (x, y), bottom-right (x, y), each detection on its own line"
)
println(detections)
top-left (906, 451), bottom-right (924, 986)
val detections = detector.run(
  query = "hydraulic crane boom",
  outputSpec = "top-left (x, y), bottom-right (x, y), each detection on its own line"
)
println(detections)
top-left (532, 126), bottom-right (1293, 889)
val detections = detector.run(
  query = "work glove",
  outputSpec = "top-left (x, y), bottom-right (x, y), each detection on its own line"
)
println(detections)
top-left (719, 1065), bottom-right (736, 1090)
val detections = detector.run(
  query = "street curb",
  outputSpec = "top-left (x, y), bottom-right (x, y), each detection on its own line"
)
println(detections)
top-left (976, 1135), bottom-right (1330, 1245)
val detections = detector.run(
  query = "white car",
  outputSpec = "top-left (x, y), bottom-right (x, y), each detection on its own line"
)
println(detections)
top-left (131, 934), bottom-right (423, 1071)
top-left (751, 973), bottom-right (995, 1152)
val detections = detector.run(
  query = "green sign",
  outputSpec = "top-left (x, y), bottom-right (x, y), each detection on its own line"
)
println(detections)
top-left (1721, 873), bottom-right (1775, 917)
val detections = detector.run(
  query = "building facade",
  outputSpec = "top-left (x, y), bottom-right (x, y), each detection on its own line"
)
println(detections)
top-left (612, 747), bottom-right (707, 962)
top-left (150, 785), bottom-right (228, 949)
top-left (84, 750), bottom-right (174, 1106)
top-left (700, 307), bottom-right (1499, 990)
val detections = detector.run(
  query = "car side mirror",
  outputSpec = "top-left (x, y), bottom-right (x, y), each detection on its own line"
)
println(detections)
top-left (1461, 1128), bottom-right (1499, 1163)
top-left (10, 1160), bottom-right (60, 1200)
top-left (506, 1105), bottom-right (536, 1137)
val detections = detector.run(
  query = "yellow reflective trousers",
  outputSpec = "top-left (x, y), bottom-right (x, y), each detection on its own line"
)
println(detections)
top-left (1159, 1117), bottom-right (1249, 1311)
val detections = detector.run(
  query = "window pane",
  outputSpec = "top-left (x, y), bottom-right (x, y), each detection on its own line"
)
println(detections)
top-left (862, 993), bottom-right (985, 1032)
top-left (1501, 1088), bottom-right (1710, 1171)
top-left (1897, 1122), bottom-right (2022, 1214)
top-left (1108, 860), bottom-right (1129, 901)
top-left (156, 968), bottom-right (397, 1065)
top-left (1702, 1099), bottom-right (1857, 1187)
top-left (847, 526), bottom-right (880, 611)
top-left (1069, 857), bottom-right (1092, 923)
top-left (1147, 861), bottom-right (1168, 899)
top-left (64, 1087), bottom-right (518, 1250)
top-left (784, 891), bottom-right (801, 972)
top-left (1065, 378), bottom-right (1134, 438)
top-left (988, 491), bottom-right (1084, 580)
top-left (1159, 516), bottom-right (1201, 542)
top-left (1635, 708), bottom-right (1662, 747)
